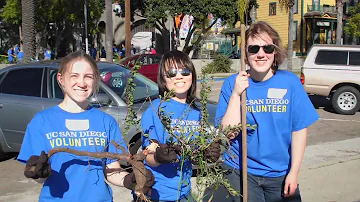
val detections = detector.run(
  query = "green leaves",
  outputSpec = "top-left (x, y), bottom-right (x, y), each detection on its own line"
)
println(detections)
top-left (344, 3), bottom-right (360, 38)
top-left (1, 0), bottom-right (21, 25)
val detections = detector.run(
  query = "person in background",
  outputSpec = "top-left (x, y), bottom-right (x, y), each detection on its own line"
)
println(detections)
top-left (150, 47), bottom-right (157, 54)
top-left (215, 21), bottom-right (319, 202)
top-left (100, 46), bottom-right (107, 61)
top-left (120, 44), bottom-right (125, 59)
top-left (89, 45), bottom-right (97, 61)
top-left (17, 49), bottom-right (24, 63)
top-left (44, 48), bottom-right (53, 60)
top-left (7, 46), bottom-right (15, 64)
top-left (131, 44), bottom-right (136, 55)
top-left (14, 43), bottom-right (20, 56)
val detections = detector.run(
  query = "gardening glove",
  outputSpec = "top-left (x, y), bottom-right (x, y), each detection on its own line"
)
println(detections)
top-left (154, 143), bottom-right (182, 164)
top-left (204, 141), bottom-right (221, 163)
top-left (24, 151), bottom-right (51, 179)
top-left (123, 168), bottom-right (155, 196)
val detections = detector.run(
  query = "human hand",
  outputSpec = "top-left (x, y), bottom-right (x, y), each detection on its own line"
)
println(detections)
top-left (232, 71), bottom-right (250, 96)
top-left (204, 141), bottom-right (221, 163)
top-left (283, 172), bottom-right (298, 198)
top-left (154, 143), bottom-right (182, 164)
top-left (123, 169), bottom-right (155, 195)
top-left (24, 151), bottom-right (51, 179)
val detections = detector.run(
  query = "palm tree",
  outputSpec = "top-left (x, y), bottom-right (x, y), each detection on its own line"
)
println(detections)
top-left (336, 0), bottom-right (344, 44)
top-left (21, 0), bottom-right (36, 62)
top-left (279, 0), bottom-right (295, 71)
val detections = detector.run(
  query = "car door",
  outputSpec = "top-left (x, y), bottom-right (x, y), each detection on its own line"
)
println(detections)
top-left (147, 55), bottom-right (161, 82)
top-left (0, 67), bottom-right (45, 150)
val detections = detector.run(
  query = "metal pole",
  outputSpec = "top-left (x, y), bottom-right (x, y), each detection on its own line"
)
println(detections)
top-left (105, 0), bottom-right (114, 62)
top-left (240, 24), bottom-right (248, 202)
top-left (169, 17), bottom-right (172, 51)
top-left (84, 0), bottom-right (89, 54)
top-left (125, 0), bottom-right (131, 57)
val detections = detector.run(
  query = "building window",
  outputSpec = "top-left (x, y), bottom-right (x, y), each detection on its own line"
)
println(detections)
top-left (269, 2), bottom-right (276, 16)
top-left (293, 0), bottom-right (298, 14)
top-left (293, 21), bottom-right (298, 41)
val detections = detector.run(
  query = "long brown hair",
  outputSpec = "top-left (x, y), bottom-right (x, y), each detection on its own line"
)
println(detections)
top-left (157, 50), bottom-right (198, 110)
top-left (58, 51), bottom-right (100, 96)
top-left (245, 21), bottom-right (287, 71)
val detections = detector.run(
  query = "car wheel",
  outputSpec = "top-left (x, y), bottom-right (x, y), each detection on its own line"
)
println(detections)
top-left (129, 138), bottom-right (142, 155)
top-left (332, 86), bottom-right (360, 115)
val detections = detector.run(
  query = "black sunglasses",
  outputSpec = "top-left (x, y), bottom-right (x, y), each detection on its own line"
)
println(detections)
top-left (165, 68), bottom-right (192, 78)
top-left (247, 44), bottom-right (275, 54)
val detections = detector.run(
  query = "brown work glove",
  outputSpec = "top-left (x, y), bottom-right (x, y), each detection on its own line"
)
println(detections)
top-left (24, 151), bottom-right (52, 179)
top-left (204, 141), bottom-right (221, 163)
top-left (123, 168), bottom-right (155, 196)
top-left (154, 143), bottom-right (182, 164)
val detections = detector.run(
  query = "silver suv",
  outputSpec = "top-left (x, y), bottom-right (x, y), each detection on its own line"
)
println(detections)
top-left (301, 44), bottom-right (360, 115)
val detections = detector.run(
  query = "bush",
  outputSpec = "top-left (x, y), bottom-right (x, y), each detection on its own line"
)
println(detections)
top-left (202, 54), bottom-right (233, 74)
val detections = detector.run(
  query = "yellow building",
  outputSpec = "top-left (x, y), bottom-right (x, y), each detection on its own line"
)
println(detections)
top-left (256, 0), bottom-right (338, 55)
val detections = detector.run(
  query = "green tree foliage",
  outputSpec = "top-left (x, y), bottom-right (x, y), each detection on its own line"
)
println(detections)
top-left (344, 3), bottom-right (360, 39)
top-left (1, 0), bottom-right (21, 25)
top-left (144, 0), bottom-right (244, 54)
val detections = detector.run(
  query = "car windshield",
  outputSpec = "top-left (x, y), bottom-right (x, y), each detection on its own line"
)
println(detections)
top-left (99, 65), bottom-right (159, 103)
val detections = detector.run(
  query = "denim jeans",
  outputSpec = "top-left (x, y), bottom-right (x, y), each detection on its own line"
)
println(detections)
top-left (223, 164), bottom-right (302, 202)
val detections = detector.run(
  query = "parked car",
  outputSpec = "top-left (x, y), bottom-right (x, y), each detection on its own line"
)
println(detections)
top-left (301, 44), bottom-right (360, 115)
top-left (0, 61), bottom-right (217, 159)
top-left (120, 54), bottom-right (162, 83)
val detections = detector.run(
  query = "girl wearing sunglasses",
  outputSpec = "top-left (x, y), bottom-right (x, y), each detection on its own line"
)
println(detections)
top-left (138, 50), bottom-right (221, 201)
top-left (215, 21), bottom-right (319, 202)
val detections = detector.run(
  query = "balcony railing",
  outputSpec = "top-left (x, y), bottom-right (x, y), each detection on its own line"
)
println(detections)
top-left (307, 4), bottom-right (336, 13)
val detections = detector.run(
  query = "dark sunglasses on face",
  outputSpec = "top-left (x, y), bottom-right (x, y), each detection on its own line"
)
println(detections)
top-left (247, 44), bottom-right (275, 54)
top-left (165, 68), bottom-right (192, 78)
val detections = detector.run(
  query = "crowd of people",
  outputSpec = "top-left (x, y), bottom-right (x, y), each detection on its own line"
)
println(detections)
top-left (5, 43), bottom-right (157, 64)
top-left (17, 21), bottom-right (318, 202)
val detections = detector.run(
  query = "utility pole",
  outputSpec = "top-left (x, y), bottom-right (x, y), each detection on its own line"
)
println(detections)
top-left (105, 0), bottom-right (114, 62)
top-left (125, 0), bottom-right (131, 57)
top-left (84, 0), bottom-right (89, 54)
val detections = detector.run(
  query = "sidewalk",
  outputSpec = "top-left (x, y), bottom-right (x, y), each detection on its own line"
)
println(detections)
top-left (299, 156), bottom-right (360, 202)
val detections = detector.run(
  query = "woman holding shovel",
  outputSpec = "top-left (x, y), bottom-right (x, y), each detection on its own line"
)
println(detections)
top-left (215, 21), bottom-right (319, 202)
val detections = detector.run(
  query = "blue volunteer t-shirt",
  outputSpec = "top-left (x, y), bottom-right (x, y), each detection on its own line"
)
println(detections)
top-left (7, 49), bottom-right (13, 62)
top-left (215, 70), bottom-right (319, 177)
top-left (44, 50), bottom-right (52, 58)
top-left (14, 45), bottom-right (19, 55)
top-left (141, 98), bottom-right (201, 201)
top-left (18, 105), bottom-right (127, 202)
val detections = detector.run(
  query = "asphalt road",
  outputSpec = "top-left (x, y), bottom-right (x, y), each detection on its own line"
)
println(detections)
top-left (1, 80), bottom-right (360, 202)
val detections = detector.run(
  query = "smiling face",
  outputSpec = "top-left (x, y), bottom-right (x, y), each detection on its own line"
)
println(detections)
top-left (164, 64), bottom-right (193, 101)
top-left (57, 60), bottom-right (96, 105)
top-left (246, 32), bottom-right (276, 74)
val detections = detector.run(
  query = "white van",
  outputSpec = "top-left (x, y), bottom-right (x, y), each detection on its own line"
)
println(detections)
top-left (301, 44), bottom-right (360, 115)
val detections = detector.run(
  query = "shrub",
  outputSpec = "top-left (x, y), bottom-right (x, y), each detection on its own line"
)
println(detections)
top-left (202, 54), bottom-right (233, 74)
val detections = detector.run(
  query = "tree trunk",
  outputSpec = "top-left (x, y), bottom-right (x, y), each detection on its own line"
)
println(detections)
top-left (19, 25), bottom-right (23, 50)
top-left (287, 5), bottom-right (294, 71)
top-left (105, 0), bottom-right (114, 62)
top-left (21, 0), bottom-right (36, 62)
top-left (336, 0), bottom-right (343, 45)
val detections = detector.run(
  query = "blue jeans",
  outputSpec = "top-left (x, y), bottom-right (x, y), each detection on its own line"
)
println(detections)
top-left (223, 164), bottom-right (302, 202)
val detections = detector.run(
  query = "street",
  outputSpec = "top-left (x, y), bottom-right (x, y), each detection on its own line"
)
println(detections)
top-left (0, 80), bottom-right (360, 202)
